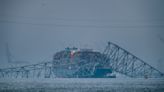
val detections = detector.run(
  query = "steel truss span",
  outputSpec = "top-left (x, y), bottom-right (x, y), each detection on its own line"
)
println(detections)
top-left (0, 41), bottom-right (163, 78)
top-left (102, 42), bottom-right (164, 78)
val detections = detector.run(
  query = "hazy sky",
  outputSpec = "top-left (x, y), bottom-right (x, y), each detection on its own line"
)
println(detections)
top-left (0, 0), bottom-right (164, 72)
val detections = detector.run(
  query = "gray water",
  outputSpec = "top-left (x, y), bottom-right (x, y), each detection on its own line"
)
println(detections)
top-left (0, 78), bottom-right (164, 92)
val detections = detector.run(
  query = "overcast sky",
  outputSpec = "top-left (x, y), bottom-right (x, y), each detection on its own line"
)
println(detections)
top-left (0, 0), bottom-right (164, 72)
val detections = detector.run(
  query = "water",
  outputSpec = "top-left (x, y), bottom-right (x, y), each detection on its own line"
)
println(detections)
top-left (0, 78), bottom-right (164, 92)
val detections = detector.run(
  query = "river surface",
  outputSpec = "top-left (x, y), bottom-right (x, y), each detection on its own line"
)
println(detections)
top-left (0, 78), bottom-right (164, 92)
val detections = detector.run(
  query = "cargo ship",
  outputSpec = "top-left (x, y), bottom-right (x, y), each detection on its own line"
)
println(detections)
top-left (52, 47), bottom-right (116, 78)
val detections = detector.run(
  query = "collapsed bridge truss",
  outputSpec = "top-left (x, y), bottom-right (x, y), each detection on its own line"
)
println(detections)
top-left (0, 41), bottom-right (163, 78)
top-left (102, 42), bottom-right (164, 78)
